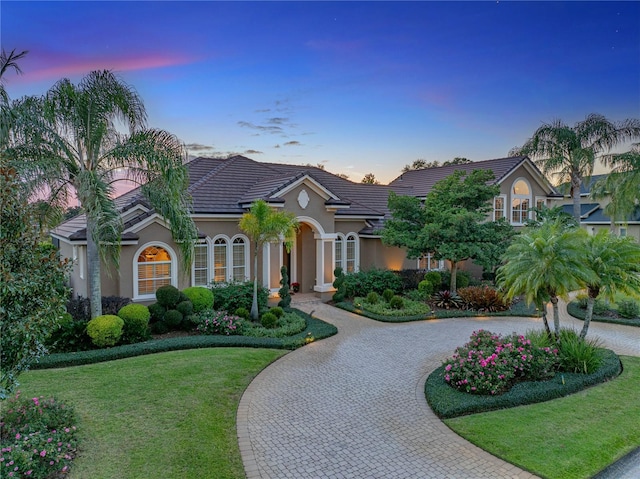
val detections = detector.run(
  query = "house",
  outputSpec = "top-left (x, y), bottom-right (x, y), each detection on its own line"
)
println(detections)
top-left (552, 174), bottom-right (640, 240)
top-left (52, 155), bottom-right (557, 303)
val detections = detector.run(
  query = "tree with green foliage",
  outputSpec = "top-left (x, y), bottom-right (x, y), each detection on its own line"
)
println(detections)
top-left (513, 113), bottom-right (640, 221)
top-left (6, 70), bottom-right (198, 318)
top-left (579, 230), bottom-right (640, 338)
top-left (382, 169), bottom-right (513, 293)
top-left (361, 173), bottom-right (379, 184)
top-left (239, 200), bottom-right (298, 320)
top-left (0, 169), bottom-right (71, 398)
top-left (592, 144), bottom-right (640, 231)
top-left (497, 221), bottom-right (596, 338)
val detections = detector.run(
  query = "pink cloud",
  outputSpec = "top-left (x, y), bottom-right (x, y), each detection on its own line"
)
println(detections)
top-left (20, 53), bottom-right (198, 84)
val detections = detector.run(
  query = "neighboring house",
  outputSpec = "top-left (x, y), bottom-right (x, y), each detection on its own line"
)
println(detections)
top-left (552, 175), bottom-right (640, 240)
top-left (52, 155), bottom-right (558, 302)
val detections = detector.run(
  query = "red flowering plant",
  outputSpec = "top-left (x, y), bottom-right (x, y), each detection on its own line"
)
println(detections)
top-left (0, 393), bottom-right (78, 478)
top-left (442, 330), bottom-right (558, 395)
top-left (195, 310), bottom-right (241, 335)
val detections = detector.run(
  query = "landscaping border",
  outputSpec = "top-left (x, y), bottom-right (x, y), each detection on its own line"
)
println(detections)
top-left (567, 301), bottom-right (640, 328)
top-left (33, 309), bottom-right (337, 369)
top-left (425, 348), bottom-right (622, 419)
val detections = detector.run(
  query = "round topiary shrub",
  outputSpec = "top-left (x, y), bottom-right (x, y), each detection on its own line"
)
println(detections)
top-left (156, 285), bottom-right (181, 308)
top-left (176, 300), bottom-right (194, 317)
top-left (148, 302), bottom-right (166, 322)
top-left (261, 312), bottom-right (278, 329)
top-left (270, 306), bottom-right (284, 318)
top-left (382, 289), bottom-right (394, 302)
top-left (366, 291), bottom-right (379, 304)
top-left (235, 307), bottom-right (250, 320)
top-left (424, 271), bottom-right (442, 288)
top-left (164, 309), bottom-right (183, 329)
top-left (389, 295), bottom-right (404, 310)
top-left (86, 314), bottom-right (124, 348)
top-left (418, 280), bottom-right (434, 298)
top-left (117, 304), bottom-right (151, 343)
top-left (182, 286), bottom-right (214, 313)
top-left (151, 320), bottom-right (169, 335)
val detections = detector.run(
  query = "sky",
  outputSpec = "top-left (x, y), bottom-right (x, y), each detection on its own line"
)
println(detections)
top-left (2, 1), bottom-right (639, 184)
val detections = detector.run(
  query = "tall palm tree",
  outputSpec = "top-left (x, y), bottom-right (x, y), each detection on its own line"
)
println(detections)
top-left (513, 114), bottom-right (640, 221)
top-left (497, 221), bottom-right (595, 338)
top-left (0, 48), bottom-right (28, 147)
top-left (591, 144), bottom-right (640, 231)
top-left (239, 200), bottom-right (298, 320)
top-left (7, 70), bottom-right (197, 318)
top-left (579, 230), bottom-right (640, 339)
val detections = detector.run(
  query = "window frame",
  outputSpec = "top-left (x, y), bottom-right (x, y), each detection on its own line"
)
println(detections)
top-left (133, 242), bottom-right (178, 300)
top-left (510, 177), bottom-right (532, 225)
top-left (493, 194), bottom-right (507, 221)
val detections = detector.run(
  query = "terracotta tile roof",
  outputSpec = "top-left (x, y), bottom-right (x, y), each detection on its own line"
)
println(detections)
top-left (388, 156), bottom-right (530, 197)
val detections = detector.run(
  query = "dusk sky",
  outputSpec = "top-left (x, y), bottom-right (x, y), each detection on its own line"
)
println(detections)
top-left (2, 1), bottom-right (639, 183)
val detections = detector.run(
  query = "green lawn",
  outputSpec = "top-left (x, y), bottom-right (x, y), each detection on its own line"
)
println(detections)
top-left (13, 348), bottom-right (286, 479)
top-left (445, 355), bottom-right (640, 479)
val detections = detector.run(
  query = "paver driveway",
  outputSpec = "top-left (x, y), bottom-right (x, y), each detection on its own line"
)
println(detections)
top-left (238, 297), bottom-right (640, 479)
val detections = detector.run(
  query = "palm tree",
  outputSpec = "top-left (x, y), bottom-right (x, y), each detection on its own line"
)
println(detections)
top-left (239, 200), bottom-right (298, 320)
top-left (591, 144), bottom-right (640, 231)
top-left (497, 221), bottom-right (595, 338)
top-left (513, 114), bottom-right (640, 221)
top-left (0, 48), bottom-right (28, 147)
top-left (7, 70), bottom-right (197, 318)
top-left (579, 230), bottom-right (640, 339)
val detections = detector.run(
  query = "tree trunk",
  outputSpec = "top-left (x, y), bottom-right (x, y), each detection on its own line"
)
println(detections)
top-left (539, 302), bottom-right (552, 339)
top-left (571, 175), bottom-right (582, 222)
top-left (86, 218), bottom-right (102, 319)
top-left (550, 295), bottom-right (560, 339)
top-left (580, 288), bottom-right (599, 339)
top-left (450, 261), bottom-right (458, 294)
top-left (250, 243), bottom-right (260, 321)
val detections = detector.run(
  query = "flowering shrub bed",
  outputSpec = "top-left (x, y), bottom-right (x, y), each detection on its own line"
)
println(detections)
top-left (0, 393), bottom-right (78, 478)
top-left (195, 310), bottom-right (241, 335)
top-left (443, 330), bottom-right (558, 395)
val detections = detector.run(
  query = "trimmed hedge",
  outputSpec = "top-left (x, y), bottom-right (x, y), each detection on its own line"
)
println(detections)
top-left (567, 301), bottom-right (640, 328)
top-left (425, 349), bottom-right (622, 419)
top-left (32, 309), bottom-right (337, 369)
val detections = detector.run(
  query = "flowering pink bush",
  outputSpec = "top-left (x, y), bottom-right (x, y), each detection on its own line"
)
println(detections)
top-left (0, 393), bottom-right (78, 478)
top-left (196, 310), bottom-right (242, 335)
top-left (443, 330), bottom-right (558, 395)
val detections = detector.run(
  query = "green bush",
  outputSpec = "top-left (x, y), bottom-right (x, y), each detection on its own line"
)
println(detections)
top-left (86, 315), bottom-right (124, 348)
top-left (155, 285), bottom-right (181, 308)
top-left (234, 307), bottom-right (250, 320)
top-left (148, 302), bottom-right (166, 322)
top-left (575, 293), bottom-right (589, 309)
top-left (261, 312), bottom-right (278, 329)
top-left (440, 270), bottom-right (471, 290)
top-left (593, 299), bottom-right (610, 315)
top-left (424, 271), bottom-right (442, 288)
top-left (182, 286), bottom-right (214, 313)
top-left (278, 265), bottom-right (291, 308)
top-left (270, 306), bottom-right (284, 318)
top-left (164, 309), bottom-right (183, 328)
top-left (150, 320), bottom-right (169, 335)
top-left (211, 281), bottom-right (268, 314)
top-left (343, 269), bottom-right (402, 298)
top-left (389, 295), bottom-right (404, 310)
top-left (418, 280), bottom-right (434, 298)
top-left (176, 300), bottom-right (194, 317)
top-left (46, 313), bottom-right (94, 353)
top-left (117, 304), bottom-right (151, 343)
top-left (382, 289), bottom-right (394, 302)
top-left (243, 311), bottom-right (307, 338)
top-left (366, 291), bottom-right (380, 304)
top-left (617, 300), bottom-right (640, 319)
top-left (332, 267), bottom-right (346, 302)
top-left (558, 329), bottom-right (604, 374)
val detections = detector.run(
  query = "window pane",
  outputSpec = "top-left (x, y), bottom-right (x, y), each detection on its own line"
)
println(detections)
top-left (194, 243), bottom-right (208, 286)
top-left (137, 246), bottom-right (172, 295)
top-left (513, 180), bottom-right (530, 195)
top-left (494, 197), bottom-right (504, 220)
top-left (346, 235), bottom-right (356, 273)
top-left (213, 239), bottom-right (227, 283)
top-left (335, 237), bottom-right (343, 270)
top-left (232, 238), bottom-right (246, 281)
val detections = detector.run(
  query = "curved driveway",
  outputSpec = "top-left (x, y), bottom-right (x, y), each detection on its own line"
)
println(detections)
top-left (238, 297), bottom-right (640, 479)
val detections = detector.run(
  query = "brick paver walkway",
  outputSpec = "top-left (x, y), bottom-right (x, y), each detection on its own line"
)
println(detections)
top-left (237, 296), bottom-right (640, 479)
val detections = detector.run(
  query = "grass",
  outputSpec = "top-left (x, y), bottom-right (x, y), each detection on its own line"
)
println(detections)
top-left (445, 355), bottom-right (640, 479)
top-left (10, 348), bottom-right (286, 479)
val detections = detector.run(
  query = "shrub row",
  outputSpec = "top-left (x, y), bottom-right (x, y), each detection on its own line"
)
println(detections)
top-left (33, 309), bottom-right (337, 369)
top-left (567, 301), bottom-right (640, 328)
top-left (426, 348), bottom-right (621, 419)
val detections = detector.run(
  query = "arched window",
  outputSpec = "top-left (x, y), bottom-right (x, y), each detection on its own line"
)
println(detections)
top-left (213, 238), bottom-right (228, 282)
top-left (193, 242), bottom-right (209, 286)
top-left (511, 178), bottom-right (531, 224)
top-left (135, 244), bottom-right (175, 298)
top-left (232, 237), bottom-right (247, 281)
top-left (345, 234), bottom-right (357, 273)
top-left (335, 235), bottom-right (344, 271)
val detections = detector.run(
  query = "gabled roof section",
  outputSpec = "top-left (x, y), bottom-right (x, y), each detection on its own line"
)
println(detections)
top-left (388, 156), bottom-right (557, 198)
top-left (560, 203), bottom-right (600, 219)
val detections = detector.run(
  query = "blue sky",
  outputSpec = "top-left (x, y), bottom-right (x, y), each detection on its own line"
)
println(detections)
top-left (3, 1), bottom-right (639, 183)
